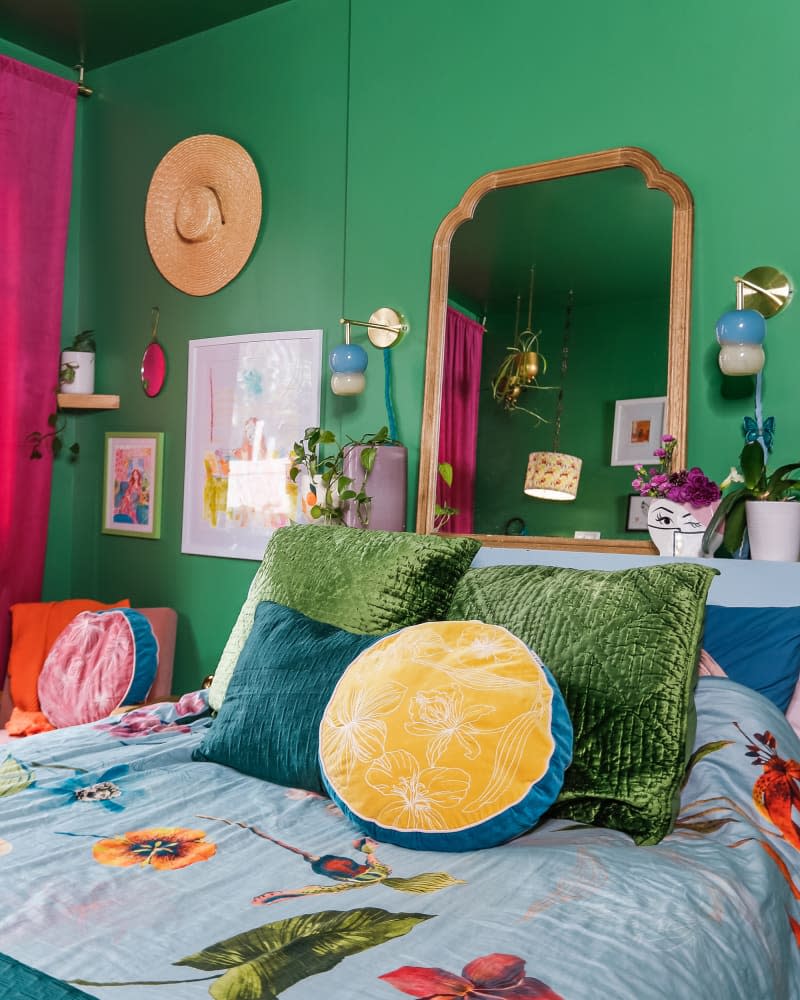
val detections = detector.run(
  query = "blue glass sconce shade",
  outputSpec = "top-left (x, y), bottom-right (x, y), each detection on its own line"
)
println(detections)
top-left (716, 308), bottom-right (767, 376)
top-left (716, 309), bottom-right (767, 346)
top-left (329, 342), bottom-right (368, 396)
top-left (329, 342), bottom-right (368, 373)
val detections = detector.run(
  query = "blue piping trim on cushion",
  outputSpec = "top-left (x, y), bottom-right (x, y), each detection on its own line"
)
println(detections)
top-left (320, 662), bottom-right (573, 852)
top-left (97, 608), bottom-right (158, 705)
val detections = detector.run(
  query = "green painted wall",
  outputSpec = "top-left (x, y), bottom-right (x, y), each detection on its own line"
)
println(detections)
top-left (41, 0), bottom-right (350, 694)
top-left (9, 0), bottom-right (800, 693)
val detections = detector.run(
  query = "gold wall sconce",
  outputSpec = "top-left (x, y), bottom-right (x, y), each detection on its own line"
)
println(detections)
top-left (716, 266), bottom-right (792, 376)
top-left (715, 265), bottom-right (792, 459)
top-left (329, 307), bottom-right (409, 396)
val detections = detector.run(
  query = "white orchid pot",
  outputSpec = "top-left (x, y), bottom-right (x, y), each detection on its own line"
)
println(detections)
top-left (745, 500), bottom-right (800, 562)
top-left (60, 349), bottom-right (95, 395)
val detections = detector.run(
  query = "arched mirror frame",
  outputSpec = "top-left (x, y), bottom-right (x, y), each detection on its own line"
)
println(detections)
top-left (416, 146), bottom-right (693, 553)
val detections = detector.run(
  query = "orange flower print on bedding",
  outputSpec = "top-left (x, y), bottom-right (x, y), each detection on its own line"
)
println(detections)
top-left (92, 827), bottom-right (216, 870)
top-left (737, 725), bottom-right (800, 850)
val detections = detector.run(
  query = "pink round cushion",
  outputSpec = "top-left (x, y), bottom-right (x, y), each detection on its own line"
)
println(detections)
top-left (38, 609), bottom-right (158, 727)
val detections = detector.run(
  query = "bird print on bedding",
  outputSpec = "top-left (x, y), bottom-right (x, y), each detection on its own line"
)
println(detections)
top-left (199, 814), bottom-right (465, 903)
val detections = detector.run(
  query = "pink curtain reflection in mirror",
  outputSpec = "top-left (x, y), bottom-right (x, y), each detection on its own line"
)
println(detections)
top-left (141, 341), bottom-right (166, 396)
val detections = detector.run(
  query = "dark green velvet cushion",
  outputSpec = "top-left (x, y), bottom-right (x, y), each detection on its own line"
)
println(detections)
top-left (447, 562), bottom-right (717, 844)
top-left (209, 525), bottom-right (481, 710)
top-left (194, 601), bottom-right (382, 793)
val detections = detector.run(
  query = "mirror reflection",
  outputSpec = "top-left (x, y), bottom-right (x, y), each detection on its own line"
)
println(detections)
top-left (416, 148), bottom-right (693, 552)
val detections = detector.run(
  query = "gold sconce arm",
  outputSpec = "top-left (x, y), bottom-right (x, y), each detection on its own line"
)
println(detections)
top-left (339, 307), bottom-right (409, 349)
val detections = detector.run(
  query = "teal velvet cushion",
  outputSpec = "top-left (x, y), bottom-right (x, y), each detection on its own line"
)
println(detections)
top-left (208, 525), bottom-right (481, 711)
top-left (447, 562), bottom-right (717, 844)
top-left (193, 601), bottom-right (382, 793)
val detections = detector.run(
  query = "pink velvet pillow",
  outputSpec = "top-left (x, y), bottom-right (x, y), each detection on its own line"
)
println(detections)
top-left (38, 609), bottom-right (158, 728)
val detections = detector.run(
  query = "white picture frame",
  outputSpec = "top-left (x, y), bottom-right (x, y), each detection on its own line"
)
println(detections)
top-left (610, 396), bottom-right (667, 467)
top-left (181, 329), bottom-right (322, 560)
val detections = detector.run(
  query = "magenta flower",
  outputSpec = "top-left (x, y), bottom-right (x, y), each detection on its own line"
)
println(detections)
top-left (631, 439), bottom-right (720, 509)
top-left (379, 953), bottom-right (564, 999)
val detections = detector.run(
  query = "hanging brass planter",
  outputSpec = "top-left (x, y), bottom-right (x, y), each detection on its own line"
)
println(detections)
top-left (516, 350), bottom-right (540, 380)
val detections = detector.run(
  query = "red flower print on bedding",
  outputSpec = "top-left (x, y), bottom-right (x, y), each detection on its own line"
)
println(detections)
top-left (380, 953), bottom-right (564, 999)
top-left (737, 725), bottom-right (800, 850)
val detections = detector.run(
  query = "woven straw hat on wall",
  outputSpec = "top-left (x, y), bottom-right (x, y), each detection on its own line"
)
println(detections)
top-left (145, 134), bottom-right (262, 296)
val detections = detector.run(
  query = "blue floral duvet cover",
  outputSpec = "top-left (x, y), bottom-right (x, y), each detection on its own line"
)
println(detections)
top-left (2, 678), bottom-right (800, 1000)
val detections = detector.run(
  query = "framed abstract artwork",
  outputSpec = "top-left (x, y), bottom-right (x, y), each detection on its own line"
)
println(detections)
top-left (610, 396), bottom-right (666, 467)
top-left (102, 432), bottom-right (164, 539)
top-left (181, 329), bottom-right (323, 560)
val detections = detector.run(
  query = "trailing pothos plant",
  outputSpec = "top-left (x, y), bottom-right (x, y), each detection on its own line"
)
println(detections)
top-left (702, 441), bottom-right (800, 555)
top-left (27, 396), bottom-right (79, 461)
top-left (289, 425), bottom-right (391, 526)
top-left (434, 461), bottom-right (459, 531)
top-left (27, 330), bottom-right (95, 461)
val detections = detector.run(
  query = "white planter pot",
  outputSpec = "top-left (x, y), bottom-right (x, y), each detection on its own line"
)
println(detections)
top-left (60, 350), bottom-right (95, 394)
top-left (646, 498), bottom-right (722, 558)
top-left (746, 500), bottom-right (800, 562)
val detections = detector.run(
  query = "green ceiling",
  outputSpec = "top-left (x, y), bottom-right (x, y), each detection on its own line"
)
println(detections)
top-left (0, 0), bottom-right (291, 69)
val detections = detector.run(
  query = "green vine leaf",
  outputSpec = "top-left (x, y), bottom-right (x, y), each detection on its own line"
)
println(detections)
top-left (382, 872), bottom-right (465, 893)
top-left (681, 739), bottom-right (734, 789)
top-left (175, 907), bottom-right (431, 1000)
top-left (0, 756), bottom-right (33, 797)
top-left (674, 816), bottom-right (738, 835)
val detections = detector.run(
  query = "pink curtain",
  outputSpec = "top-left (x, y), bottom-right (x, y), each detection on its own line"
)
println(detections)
top-left (437, 307), bottom-right (484, 534)
top-left (0, 56), bottom-right (77, 687)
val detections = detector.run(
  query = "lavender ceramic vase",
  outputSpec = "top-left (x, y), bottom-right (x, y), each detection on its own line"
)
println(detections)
top-left (342, 443), bottom-right (407, 531)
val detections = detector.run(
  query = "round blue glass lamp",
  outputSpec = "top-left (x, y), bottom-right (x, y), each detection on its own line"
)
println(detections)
top-left (716, 307), bottom-right (766, 376)
top-left (329, 333), bottom-right (368, 396)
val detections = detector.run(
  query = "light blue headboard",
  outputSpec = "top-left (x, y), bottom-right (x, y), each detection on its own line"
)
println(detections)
top-left (471, 548), bottom-right (799, 607)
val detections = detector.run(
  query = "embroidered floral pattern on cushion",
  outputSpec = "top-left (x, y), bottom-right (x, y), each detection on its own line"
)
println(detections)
top-left (320, 620), bottom-right (573, 850)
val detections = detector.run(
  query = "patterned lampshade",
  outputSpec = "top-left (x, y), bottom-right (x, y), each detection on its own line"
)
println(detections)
top-left (524, 451), bottom-right (582, 501)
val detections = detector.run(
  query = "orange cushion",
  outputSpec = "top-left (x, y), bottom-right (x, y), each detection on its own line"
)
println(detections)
top-left (6, 707), bottom-right (54, 737)
top-left (8, 599), bottom-right (130, 713)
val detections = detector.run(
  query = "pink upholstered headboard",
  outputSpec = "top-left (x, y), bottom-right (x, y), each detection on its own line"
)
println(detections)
top-left (137, 607), bottom-right (177, 701)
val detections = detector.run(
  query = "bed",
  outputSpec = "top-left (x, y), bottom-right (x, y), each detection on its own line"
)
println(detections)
top-left (2, 531), bottom-right (800, 1000)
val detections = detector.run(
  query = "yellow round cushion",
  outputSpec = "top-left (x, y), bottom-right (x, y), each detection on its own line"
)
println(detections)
top-left (319, 620), bottom-right (573, 850)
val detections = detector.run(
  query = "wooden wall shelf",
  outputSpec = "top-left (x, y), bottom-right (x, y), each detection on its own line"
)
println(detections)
top-left (57, 393), bottom-right (120, 410)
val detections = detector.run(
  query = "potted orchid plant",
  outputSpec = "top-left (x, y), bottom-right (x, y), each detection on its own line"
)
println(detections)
top-left (701, 441), bottom-right (800, 560)
top-left (632, 435), bottom-right (723, 557)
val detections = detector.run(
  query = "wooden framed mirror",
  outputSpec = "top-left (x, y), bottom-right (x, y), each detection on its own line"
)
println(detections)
top-left (416, 147), bottom-right (692, 553)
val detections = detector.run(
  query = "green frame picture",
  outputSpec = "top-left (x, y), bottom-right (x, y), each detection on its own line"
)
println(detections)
top-left (102, 432), bottom-right (164, 539)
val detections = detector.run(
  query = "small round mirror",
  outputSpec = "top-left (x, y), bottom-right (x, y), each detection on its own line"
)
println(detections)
top-left (141, 341), bottom-right (166, 397)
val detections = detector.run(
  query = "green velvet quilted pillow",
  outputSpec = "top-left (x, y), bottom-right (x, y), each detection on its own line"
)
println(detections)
top-left (208, 525), bottom-right (481, 711)
top-left (447, 562), bottom-right (717, 844)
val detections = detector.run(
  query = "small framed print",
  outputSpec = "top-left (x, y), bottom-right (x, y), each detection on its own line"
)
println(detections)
top-left (610, 396), bottom-right (667, 466)
top-left (102, 432), bottom-right (164, 539)
top-left (626, 493), bottom-right (652, 532)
